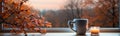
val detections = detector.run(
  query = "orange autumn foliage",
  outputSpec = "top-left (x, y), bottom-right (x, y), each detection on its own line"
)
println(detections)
top-left (81, 0), bottom-right (119, 27)
top-left (0, 0), bottom-right (52, 35)
top-left (64, 0), bottom-right (119, 27)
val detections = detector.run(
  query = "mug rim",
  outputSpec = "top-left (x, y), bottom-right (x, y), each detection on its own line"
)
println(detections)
top-left (74, 18), bottom-right (88, 20)
top-left (73, 18), bottom-right (88, 24)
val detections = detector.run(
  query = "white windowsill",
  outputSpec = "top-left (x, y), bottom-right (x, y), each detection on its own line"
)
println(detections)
top-left (2, 28), bottom-right (120, 33)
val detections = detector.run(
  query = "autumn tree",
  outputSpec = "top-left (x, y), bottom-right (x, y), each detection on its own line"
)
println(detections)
top-left (64, 0), bottom-right (83, 19)
top-left (0, 0), bottom-right (51, 36)
top-left (81, 0), bottom-right (119, 27)
top-left (110, 0), bottom-right (119, 27)
top-left (64, 0), bottom-right (119, 27)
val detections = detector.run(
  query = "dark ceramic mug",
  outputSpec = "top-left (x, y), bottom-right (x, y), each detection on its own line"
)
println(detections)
top-left (68, 18), bottom-right (88, 35)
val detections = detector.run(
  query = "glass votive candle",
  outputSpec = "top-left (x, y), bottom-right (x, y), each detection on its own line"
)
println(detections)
top-left (90, 26), bottom-right (100, 35)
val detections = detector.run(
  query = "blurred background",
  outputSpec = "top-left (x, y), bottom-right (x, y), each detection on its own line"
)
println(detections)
top-left (0, 0), bottom-right (120, 28)
top-left (26, 0), bottom-right (120, 28)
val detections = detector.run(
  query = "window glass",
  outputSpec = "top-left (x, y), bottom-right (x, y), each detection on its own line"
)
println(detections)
top-left (1, 0), bottom-right (120, 29)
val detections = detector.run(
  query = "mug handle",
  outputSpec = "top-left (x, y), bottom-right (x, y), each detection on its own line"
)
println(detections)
top-left (68, 20), bottom-right (76, 32)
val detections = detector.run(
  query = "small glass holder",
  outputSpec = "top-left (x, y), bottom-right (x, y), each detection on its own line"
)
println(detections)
top-left (90, 26), bottom-right (100, 35)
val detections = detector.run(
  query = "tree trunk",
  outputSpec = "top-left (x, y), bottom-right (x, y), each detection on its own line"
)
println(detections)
top-left (0, 24), bottom-right (2, 33)
top-left (0, 24), bottom-right (1, 30)
top-left (0, 0), bottom-right (2, 31)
